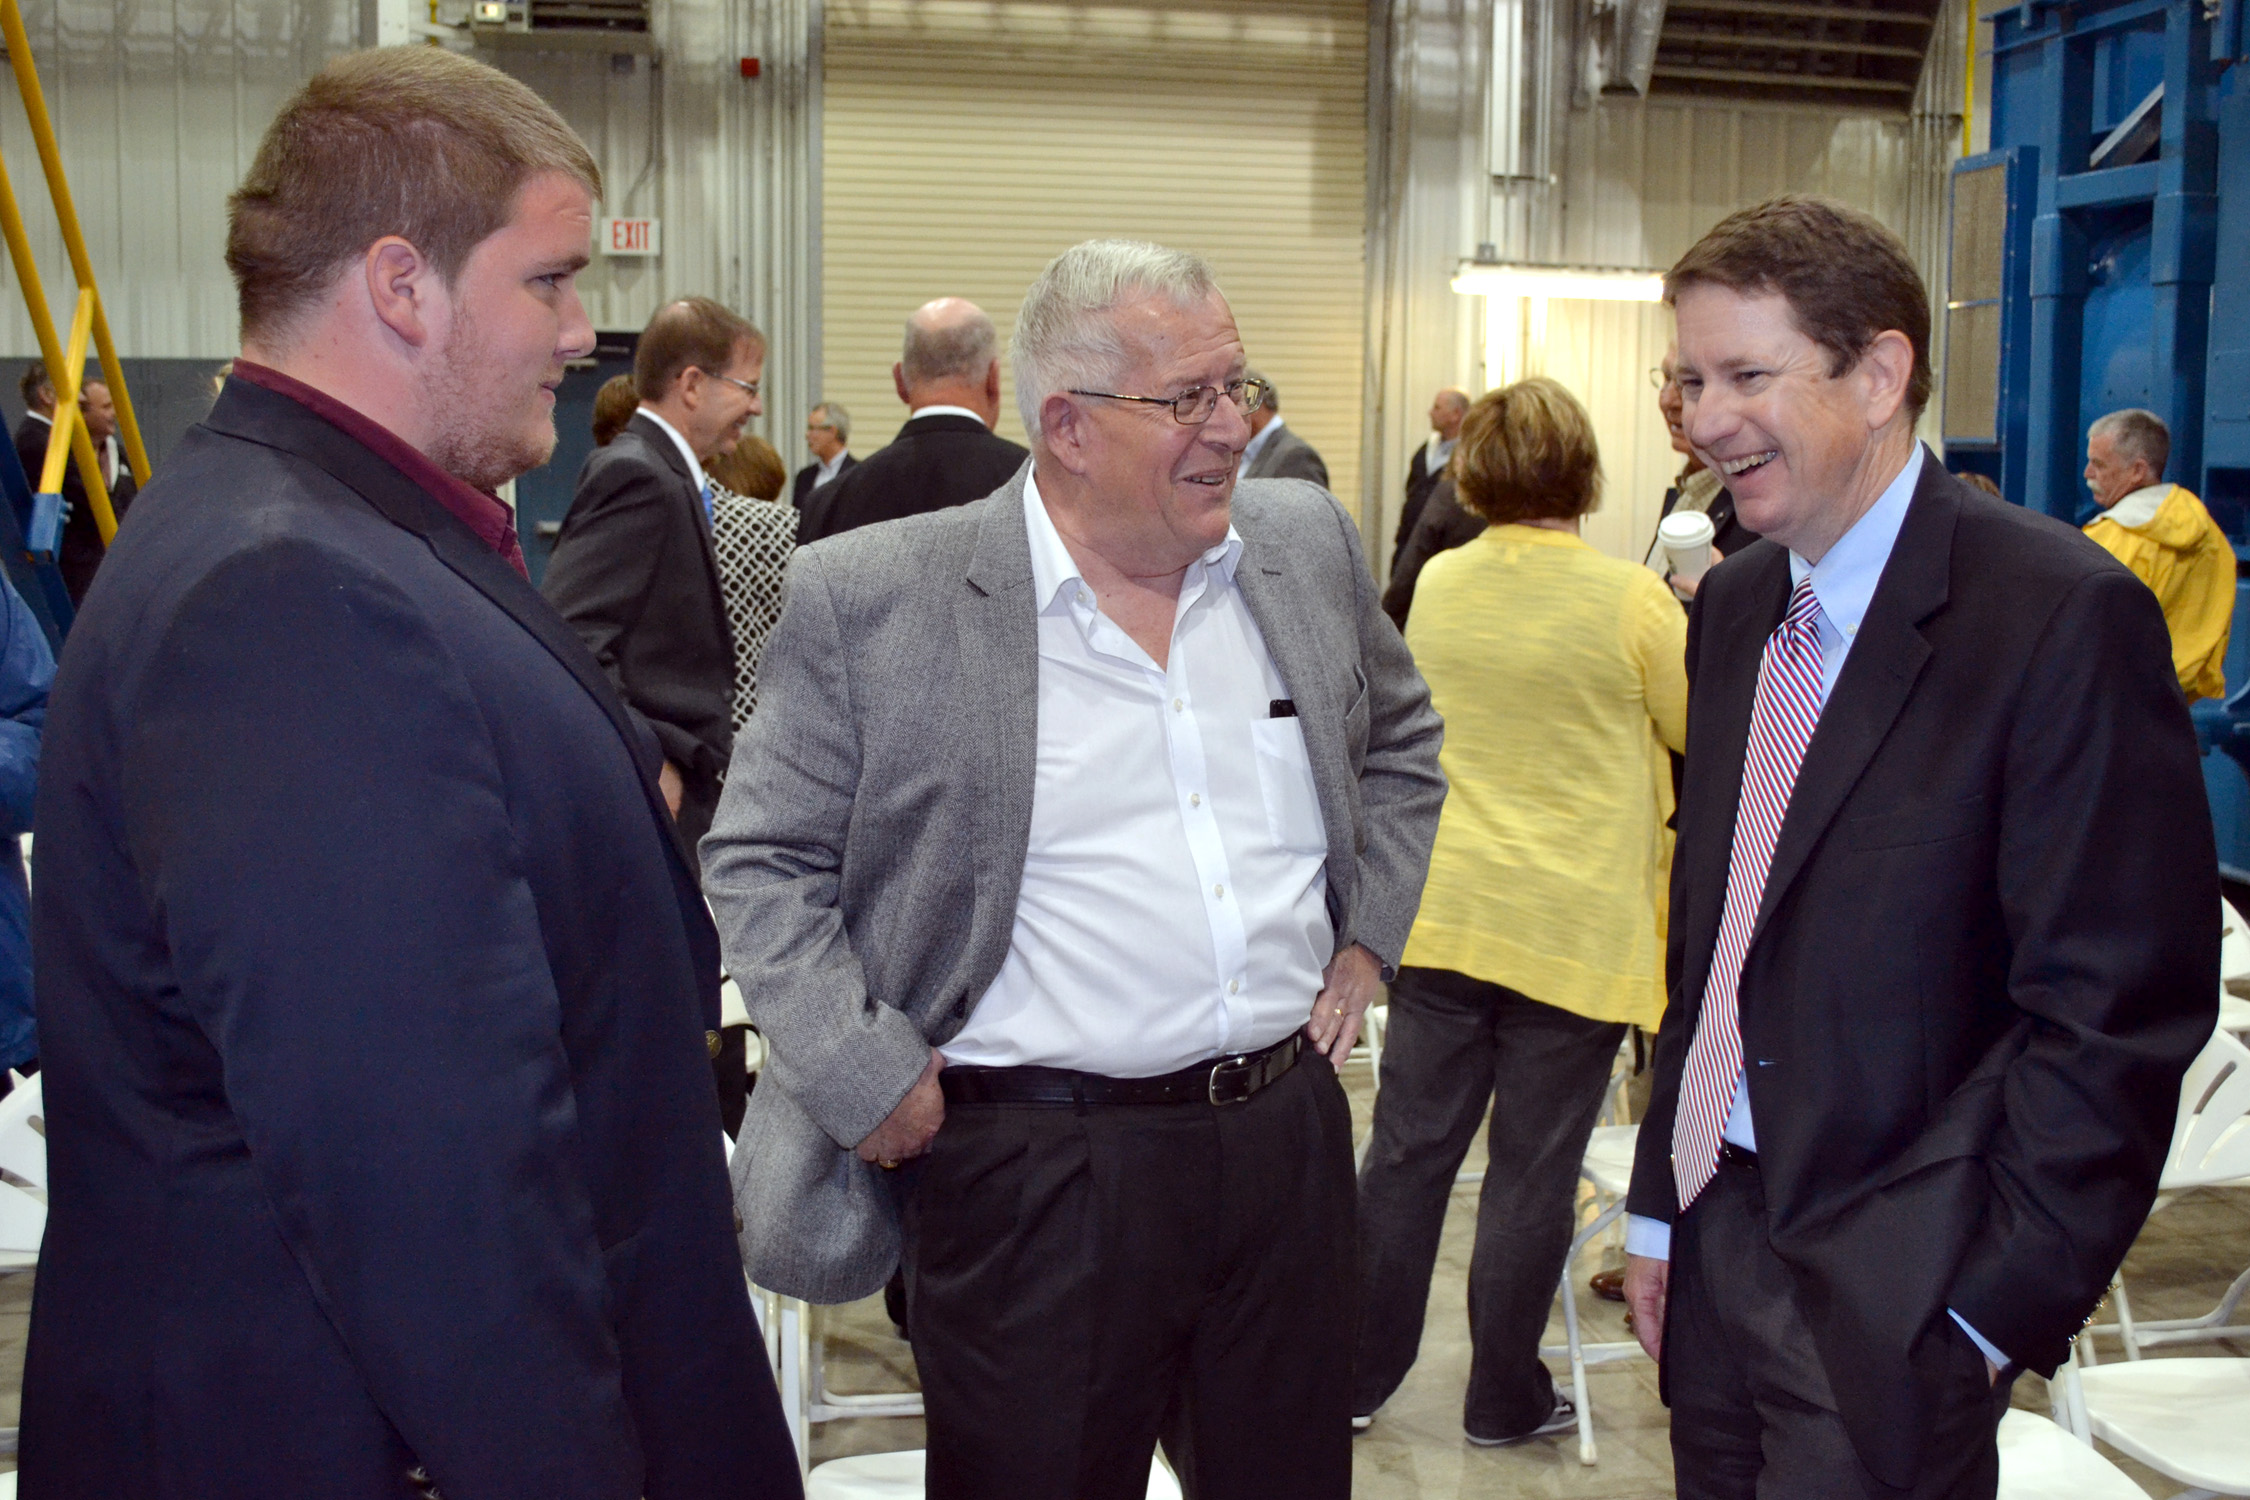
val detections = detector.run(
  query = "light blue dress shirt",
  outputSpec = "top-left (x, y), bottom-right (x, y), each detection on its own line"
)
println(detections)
top-left (1619, 446), bottom-right (2007, 1369)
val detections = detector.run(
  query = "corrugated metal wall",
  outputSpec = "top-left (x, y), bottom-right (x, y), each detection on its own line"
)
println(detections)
top-left (821, 0), bottom-right (1366, 501)
top-left (0, 3), bottom-right (823, 453)
top-left (1363, 0), bottom-right (1966, 569)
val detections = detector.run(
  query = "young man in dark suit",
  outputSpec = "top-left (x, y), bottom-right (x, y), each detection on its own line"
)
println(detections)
top-left (19, 47), bottom-right (796, 1498)
top-left (1621, 195), bottom-right (2215, 1500)
top-left (542, 296), bottom-right (762, 851)
top-left (792, 399), bottom-right (855, 507)
top-left (797, 296), bottom-right (1028, 543)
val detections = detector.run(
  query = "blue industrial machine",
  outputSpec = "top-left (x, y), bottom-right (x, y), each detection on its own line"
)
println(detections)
top-left (1947, 0), bottom-right (2250, 868)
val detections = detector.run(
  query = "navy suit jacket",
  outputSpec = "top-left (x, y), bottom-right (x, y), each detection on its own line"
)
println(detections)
top-left (20, 380), bottom-right (798, 1498)
top-left (1627, 459), bottom-right (2215, 1487)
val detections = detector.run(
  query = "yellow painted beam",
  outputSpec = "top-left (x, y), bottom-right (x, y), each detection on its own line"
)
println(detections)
top-left (0, 0), bottom-right (148, 491)
top-left (36, 289), bottom-right (115, 545)
top-left (0, 143), bottom-right (113, 543)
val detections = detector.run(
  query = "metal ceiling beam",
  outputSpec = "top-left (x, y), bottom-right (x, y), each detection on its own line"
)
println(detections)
top-left (1660, 26), bottom-right (1927, 57)
top-left (1649, 63), bottom-right (1916, 90)
top-left (1666, 0), bottom-right (1935, 24)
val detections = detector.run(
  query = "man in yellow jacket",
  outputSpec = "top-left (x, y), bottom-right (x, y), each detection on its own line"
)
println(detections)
top-left (2083, 407), bottom-right (2235, 701)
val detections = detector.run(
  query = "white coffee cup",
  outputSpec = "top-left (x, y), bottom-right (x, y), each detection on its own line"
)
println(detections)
top-left (1659, 510), bottom-right (1716, 582)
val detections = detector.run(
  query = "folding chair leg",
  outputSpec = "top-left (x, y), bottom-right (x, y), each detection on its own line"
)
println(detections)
top-left (2110, 1274), bottom-right (2142, 1361)
top-left (1558, 1265), bottom-right (1596, 1465)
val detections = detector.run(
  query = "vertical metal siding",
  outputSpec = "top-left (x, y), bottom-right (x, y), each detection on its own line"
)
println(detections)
top-left (0, 2), bottom-right (825, 453)
top-left (822, 0), bottom-right (1367, 501)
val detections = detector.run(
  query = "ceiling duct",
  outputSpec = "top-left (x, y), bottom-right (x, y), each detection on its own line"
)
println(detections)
top-left (1594, 0), bottom-right (1670, 97)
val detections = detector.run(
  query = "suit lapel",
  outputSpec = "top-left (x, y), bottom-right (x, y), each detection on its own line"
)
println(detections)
top-left (955, 477), bottom-right (1041, 991)
top-left (1751, 465), bottom-right (1956, 941)
top-left (1230, 511), bottom-right (1356, 900)
top-left (628, 414), bottom-right (735, 654)
top-left (210, 384), bottom-right (687, 865)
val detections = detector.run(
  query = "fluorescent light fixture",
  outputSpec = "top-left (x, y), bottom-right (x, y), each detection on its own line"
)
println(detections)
top-left (1452, 261), bottom-right (1666, 301)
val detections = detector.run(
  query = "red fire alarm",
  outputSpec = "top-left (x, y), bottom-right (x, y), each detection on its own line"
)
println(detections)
top-left (739, 56), bottom-right (761, 77)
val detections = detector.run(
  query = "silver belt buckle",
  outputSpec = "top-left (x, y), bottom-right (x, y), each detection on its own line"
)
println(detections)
top-left (1208, 1051), bottom-right (1259, 1105)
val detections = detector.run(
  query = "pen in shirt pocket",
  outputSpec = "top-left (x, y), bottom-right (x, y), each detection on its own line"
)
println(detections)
top-left (1269, 699), bottom-right (1296, 719)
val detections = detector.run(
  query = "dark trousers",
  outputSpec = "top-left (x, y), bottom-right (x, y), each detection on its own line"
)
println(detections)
top-left (1668, 1154), bottom-right (2014, 1499)
top-left (1352, 966), bottom-right (1626, 1437)
top-left (901, 1051), bottom-right (1356, 1500)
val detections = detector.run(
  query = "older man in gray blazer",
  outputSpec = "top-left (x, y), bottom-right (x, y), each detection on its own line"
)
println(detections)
top-left (704, 239), bottom-right (1444, 1499)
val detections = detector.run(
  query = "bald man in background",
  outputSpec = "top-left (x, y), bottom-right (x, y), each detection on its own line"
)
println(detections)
top-left (797, 297), bottom-right (1029, 543)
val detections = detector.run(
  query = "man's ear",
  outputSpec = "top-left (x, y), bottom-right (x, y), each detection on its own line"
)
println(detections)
top-left (1860, 329), bottom-right (1914, 430)
top-left (893, 362), bottom-right (911, 407)
top-left (1041, 393), bottom-right (1094, 475)
top-left (363, 237), bottom-right (436, 350)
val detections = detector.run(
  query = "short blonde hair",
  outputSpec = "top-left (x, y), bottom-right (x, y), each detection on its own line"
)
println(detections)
top-left (1453, 377), bottom-right (1602, 526)
top-left (228, 47), bottom-right (600, 345)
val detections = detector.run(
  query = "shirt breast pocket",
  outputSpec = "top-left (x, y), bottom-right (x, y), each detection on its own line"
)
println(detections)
top-left (1250, 717), bottom-right (1329, 855)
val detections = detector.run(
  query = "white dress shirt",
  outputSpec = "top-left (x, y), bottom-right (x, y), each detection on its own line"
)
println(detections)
top-left (634, 405), bottom-right (707, 496)
top-left (907, 404), bottom-right (989, 426)
top-left (1421, 433), bottom-right (1457, 473)
top-left (812, 449), bottom-right (852, 487)
top-left (941, 472), bottom-right (1332, 1077)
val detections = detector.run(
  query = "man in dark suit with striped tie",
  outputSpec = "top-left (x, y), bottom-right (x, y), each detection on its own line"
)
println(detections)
top-left (1621, 196), bottom-right (2215, 1500)
top-left (544, 296), bottom-right (761, 851)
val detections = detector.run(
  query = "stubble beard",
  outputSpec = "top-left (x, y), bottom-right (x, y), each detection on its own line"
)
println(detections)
top-left (422, 314), bottom-right (556, 493)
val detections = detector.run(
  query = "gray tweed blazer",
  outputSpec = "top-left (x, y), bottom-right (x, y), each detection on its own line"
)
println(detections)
top-left (702, 466), bottom-right (1446, 1302)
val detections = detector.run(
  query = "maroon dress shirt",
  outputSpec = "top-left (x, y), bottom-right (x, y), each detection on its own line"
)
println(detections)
top-left (230, 361), bottom-right (529, 577)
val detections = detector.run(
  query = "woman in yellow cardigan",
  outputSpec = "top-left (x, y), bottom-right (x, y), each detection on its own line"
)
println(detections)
top-left (1352, 377), bottom-right (1687, 1445)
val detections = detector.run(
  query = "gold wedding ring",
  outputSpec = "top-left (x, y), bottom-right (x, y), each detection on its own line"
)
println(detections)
top-left (879, 1159), bottom-right (900, 1170)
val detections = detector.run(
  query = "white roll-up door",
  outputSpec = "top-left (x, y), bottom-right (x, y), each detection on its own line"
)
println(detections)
top-left (822, 0), bottom-right (1368, 507)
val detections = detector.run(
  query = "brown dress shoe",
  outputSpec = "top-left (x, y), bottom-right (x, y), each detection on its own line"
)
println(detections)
top-left (1589, 1268), bottom-right (1627, 1302)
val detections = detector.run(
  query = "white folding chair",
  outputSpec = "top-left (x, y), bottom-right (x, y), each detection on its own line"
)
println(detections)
top-left (804, 1448), bottom-right (1182, 1498)
top-left (0, 1073), bottom-right (46, 1456)
top-left (1537, 1121), bottom-right (1645, 1465)
top-left (2083, 1028), bottom-right (2250, 1358)
top-left (1995, 1406), bottom-right (2145, 1499)
top-left (751, 1286), bottom-right (925, 1475)
top-left (2219, 898), bottom-right (2250, 1037)
top-left (2054, 1345), bottom-right (2250, 1498)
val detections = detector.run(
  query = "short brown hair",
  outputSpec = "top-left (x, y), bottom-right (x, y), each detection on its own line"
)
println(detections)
top-left (1452, 377), bottom-right (1602, 526)
top-left (1665, 195), bottom-right (1931, 418)
top-left (590, 374), bottom-right (639, 447)
top-left (227, 48), bottom-right (601, 345)
top-left (634, 298), bottom-right (765, 403)
top-left (708, 434), bottom-right (788, 502)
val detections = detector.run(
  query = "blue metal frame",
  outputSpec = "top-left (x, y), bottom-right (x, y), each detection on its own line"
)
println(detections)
top-left (1942, 147), bottom-right (2035, 507)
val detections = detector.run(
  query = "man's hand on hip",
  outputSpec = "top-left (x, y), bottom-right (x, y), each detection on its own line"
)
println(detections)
top-left (856, 1047), bottom-right (946, 1168)
top-left (658, 760), bottom-right (684, 818)
top-left (1624, 1254), bottom-right (1668, 1363)
top-left (1307, 943), bottom-right (1381, 1069)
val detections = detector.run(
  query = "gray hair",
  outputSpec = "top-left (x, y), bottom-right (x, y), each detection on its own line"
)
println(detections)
top-left (811, 400), bottom-right (851, 444)
top-left (1011, 238), bottom-right (1224, 439)
top-left (902, 307), bottom-right (998, 387)
top-left (2090, 407), bottom-right (2170, 479)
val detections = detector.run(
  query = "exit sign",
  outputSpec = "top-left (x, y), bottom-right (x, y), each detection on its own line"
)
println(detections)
top-left (600, 218), bottom-right (661, 257)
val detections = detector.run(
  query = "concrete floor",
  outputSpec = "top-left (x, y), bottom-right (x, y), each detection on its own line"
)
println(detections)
top-left (804, 1056), bottom-right (2250, 1497)
top-left (0, 1059), bottom-right (2236, 1496)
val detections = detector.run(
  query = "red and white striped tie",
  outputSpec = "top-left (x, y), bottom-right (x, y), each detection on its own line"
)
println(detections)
top-left (1673, 577), bottom-right (1826, 1211)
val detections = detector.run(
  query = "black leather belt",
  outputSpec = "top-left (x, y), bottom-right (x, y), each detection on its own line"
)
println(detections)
top-left (1719, 1140), bottom-right (1759, 1169)
top-left (941, 1033), bottom-right (1302, 1108)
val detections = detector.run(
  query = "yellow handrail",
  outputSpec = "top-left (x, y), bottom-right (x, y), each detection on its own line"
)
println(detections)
top-left (0, 144), bottom-right (113, 543)
top-left (0, 0), bottom-right (147, 490)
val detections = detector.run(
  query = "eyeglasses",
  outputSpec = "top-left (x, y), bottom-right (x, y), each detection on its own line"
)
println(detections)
top-left (1069, 377), bottom-right (1269, 425)
top-left (1648, 366), bottom-right (1673, 390)
top-left (699, 369), bottom-right (761, 399)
